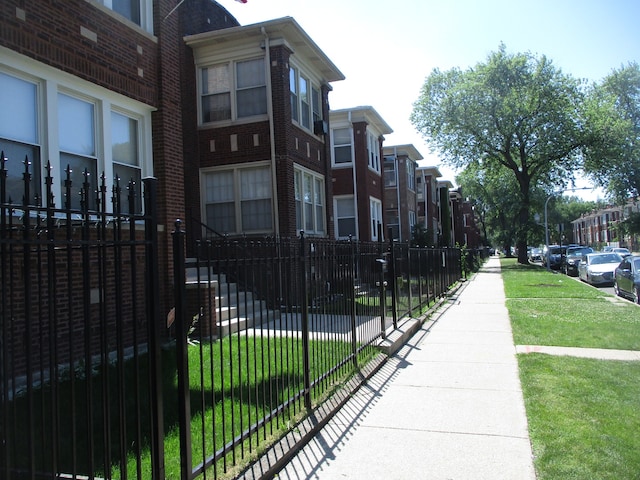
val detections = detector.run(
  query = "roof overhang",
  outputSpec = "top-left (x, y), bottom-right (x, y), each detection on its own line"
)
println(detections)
top-left (185, 17), bottom-right (345, 84)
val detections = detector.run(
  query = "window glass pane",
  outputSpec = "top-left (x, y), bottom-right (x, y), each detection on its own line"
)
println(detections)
top-left (205, 171), bottom-right (234, 202)
top-left (289, 68), bottom-right (298, 122)
top-left (338, 218), bottom-right (356, 237)
top-left (299, 76), bottom-right (310, 128)
top-left (334, 146), bottom-right (351, 164)
top-left (241, 199), bottom-right (272, 230)
top-left (312, 87), bottom-right (321, 123)
top-left (113, 163), bottom-right (142, 214)
top-left (202, 65), bottom-right (231, 122)
top-left (61, 152), bottom-right (97, 210)
top-left (240, 167), bottom-right (271, 199)
top-left (237, 87), bottom-right (267, 117)
top-left (237, 59), bottom-right (265, 89)
top-left (111, 111), bottom-right (138, 166)
top-left (294, 171), bottom-right (302, 231)
top-left (58, 93), bottom-right (95, 156)
top-left (304, 174), bottom-right (313, 231)
top-left (333, 128), bottom-right (350, 145)
top-left (0, 140), bottom-right (40, 205)
top-left (202, 93), bottom-right (231, 122)
top-left (314, 178), bottom-right (324, 233)
top-left (112, 0), bottom-right (140, 24)
top-left (0, 72), bottom-right (37, 143)
top-left (336, 197), bottom-right (355, 216)
top-left (206, 202), bottom-right (235, 233)
top-left (202, 65), bottom-right (230, 94)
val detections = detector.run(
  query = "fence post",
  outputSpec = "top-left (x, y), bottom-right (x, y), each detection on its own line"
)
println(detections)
top-left (143, 177), bottom-right (166, 480)
top-left (349, 235), bottom-right (358, 367)
top-left (388, 227), bottom-right (398, 330)
top-left (299, 232), bottom-right (312, 410)
top-left (173, 219), bottom-right (192, 479)
top-left (377, 223), bottom-right (386, 339)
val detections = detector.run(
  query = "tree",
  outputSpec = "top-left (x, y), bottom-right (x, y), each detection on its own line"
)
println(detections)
top-left (411, 44), bottom-right (586, 264)
top-left (455, 163), bottom-right (521, 252)
top-left (583, 62), bottom-right (640, 204)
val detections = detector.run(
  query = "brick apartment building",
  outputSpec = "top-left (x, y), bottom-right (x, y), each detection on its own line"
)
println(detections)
top-left (1, 1), bottom-right (350, 319)
top-left (416, 165), bottom-right (442, 245)
top-left (185, 16), bottom-right (344, 240)
top-left (330, 106), bottom-right (392, 241)
top-left (382, 144), bottom-right (420, 242)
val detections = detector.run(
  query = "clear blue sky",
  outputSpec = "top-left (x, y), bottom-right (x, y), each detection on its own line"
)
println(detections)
top-left (222, 0), bottom-right (640, 200)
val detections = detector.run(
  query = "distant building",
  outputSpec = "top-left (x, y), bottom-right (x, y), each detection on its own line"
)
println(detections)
top-left (572, 202), bottom-right (639, 251)
top-left (382, 145), bottom-right (421, 242)
top-left (330, 106), bottom-right (392, 241)
top-left (416, 165), bottom-right (443, 245)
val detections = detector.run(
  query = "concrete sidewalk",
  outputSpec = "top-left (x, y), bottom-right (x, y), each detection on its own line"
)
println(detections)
top-left (269, 256), bottom-right (537, 479)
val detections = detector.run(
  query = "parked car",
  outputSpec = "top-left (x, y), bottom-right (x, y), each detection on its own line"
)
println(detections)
top-left (612, 247), bottom-right (631, 256)
top-left (578, 252), bottom-right (624, 286)
top-left (614, 255), bottom-right (640, 303)
top-left (528, 247), bottom-right (542, 263)
top-left (544, 245), bottom-right (567, 270)
top-left (562, 246), bottom-right (593, 276)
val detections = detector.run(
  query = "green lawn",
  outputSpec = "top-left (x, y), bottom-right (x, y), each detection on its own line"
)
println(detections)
top-left (501, 258), bottom-right (640, 480)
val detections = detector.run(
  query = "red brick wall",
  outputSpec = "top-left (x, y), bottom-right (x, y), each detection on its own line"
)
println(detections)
top-left (3, 225), bottom-right (149, 377)
top-left (0, 0), bottom-right (159, 106)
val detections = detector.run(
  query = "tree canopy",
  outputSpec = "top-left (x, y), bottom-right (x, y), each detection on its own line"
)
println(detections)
top-left (583, 62), bottom-right (640, 205)
top-left (411, 44), bottom-right (587, 263)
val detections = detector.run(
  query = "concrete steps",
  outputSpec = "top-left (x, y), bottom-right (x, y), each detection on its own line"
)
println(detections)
top-left (185, 259), bottom-right (280, 338)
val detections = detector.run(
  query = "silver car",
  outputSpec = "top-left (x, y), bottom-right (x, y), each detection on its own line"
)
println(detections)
top-left (578, 252), bottom-right (624, 286)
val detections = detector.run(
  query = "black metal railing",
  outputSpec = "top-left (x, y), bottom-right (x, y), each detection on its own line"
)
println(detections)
top-left (1, 151), bottom-right (484, 479)
top-left (170, 226), bottom-right (468, 479)
top-left (0, 152), bottom-right (164, 479)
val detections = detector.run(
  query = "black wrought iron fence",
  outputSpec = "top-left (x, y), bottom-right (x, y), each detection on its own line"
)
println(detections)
top-left (0, 153), bottom-right (165, 480)
top-left (169, 226), bottom-right (468, 479)
top-left (1, 153), bottom-right (477, 480)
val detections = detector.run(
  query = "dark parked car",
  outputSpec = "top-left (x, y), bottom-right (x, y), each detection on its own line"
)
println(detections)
top-left (614, 255), bottom-right (640, 303)
top-left (544, 245), bottom-right (567, 270)
top-left (562, 246), bottom-right (593, 276)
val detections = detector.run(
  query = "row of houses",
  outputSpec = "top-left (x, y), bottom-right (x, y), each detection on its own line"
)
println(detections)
top-left (1, 0), bottom-right (481, 318)
top-left (572, 201), bottom-right (640, 252)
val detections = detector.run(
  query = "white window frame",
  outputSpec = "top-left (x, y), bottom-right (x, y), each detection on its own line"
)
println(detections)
top-left (334, 195), bottom-right (357, 239)
top-left (200, 57), bottom-right (267, 125)
top-left (201, 162), bottom-right (273, 235)
top-left (331, 127), bottom-right (353, 167)
top-left (370, 197), bottom-right (383, 241)
top-left (384, 156), bottom-right (397, 187)
top-left (294, 166), bottom-right (325, 236)
top-left (0, 57), bottom-right (152, 211)
top-left (367, 132), bottom-right (380, 173)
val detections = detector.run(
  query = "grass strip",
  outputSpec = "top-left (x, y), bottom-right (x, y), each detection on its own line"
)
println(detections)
top-left (501, 257), bottom-right (640, 479)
